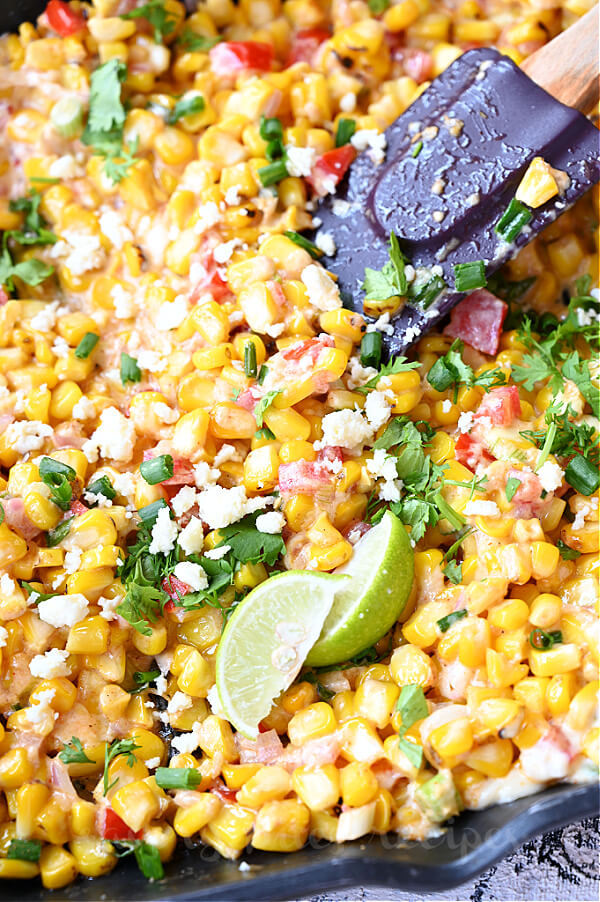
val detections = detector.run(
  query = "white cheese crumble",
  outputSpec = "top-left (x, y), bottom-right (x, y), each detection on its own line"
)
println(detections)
top-left (30, 301), bottom-right (59, 332)
top-left (171, 486), bottom-right (198, 518)
top-left (346, 356), bottom-right (378, 390)
top-left (173, 561), bottom-right (208, 592)
top-left (213, 239), bottom-right (242, 264)
top-left (156, 295), bottom-right (188, 331)
top-left (167, 691), bottom-right (193, 715)
top-left (196, 485), bottom-right (272, 530)
top-left (137, 350), bottom-right (167, 372)
top-left (213, 444), bottom-right (242, 467)
top-left (537, 461), bottom-right (564, 493)
top-left (99, 209), bottom-right (134, 249)
top-left (111, 284), bottom-right (136, 320)
top-left (113, 471), bottom-right (136, 498)
top-left (193, 460), bottom-right (220, 488)
top-left (4, 420), bottom-right (53, 454)
top-left (442, 399), bottom-right (452, 413)
top-left (72, 397), bottom-right (96, 420)
top-left (193, 201), bottom-right (220, 235)
top-left (364, 390), bottom-right (392, 431)
top-left (285, 145), bottom-right (317, 178)
top-left (0, 626), bottom-right (7, 648)
top-left (203, 544), bottom-right (231, 560)
top-left (0, 574), bottom-right (16, 595)
top-left (51, 230), bottom-right (105, 275)
top-left (457, 411), bottom-right (475, 433)
top-left (83, 406), bottom-right (136, 463)
top-left (149, 507), bottom-right (178, 555)
top-left (37, 593), bottom-right (89, 628)
top-left (316, 409), bottom-right (373, 451)
top-left (64, 547), bottom-right (82, 574)
top-left (177, 516), bottom-right (205, 556)
top-left (51, 336), bottom-right (70, 358)
top-left (30, 648), bottom-right (70, 679)
top-left (366, 312), bottom-right (394, 336)
top-left (98, 595), bottom-right (120, 621)
top-left (464, 500), bottom-right (500, 517)
top-left (339, 92), bottom-right (356, 112)
top-left (315, 232), bottom-right (336, 257)
top-left (255, 511), bottom-right (286, 534)
top-left (301, 264), bottom-right (342, 312)
top-left (351, 129), bottom-right (387, 164)
top-left (153, 401), bottom-right (178, 424)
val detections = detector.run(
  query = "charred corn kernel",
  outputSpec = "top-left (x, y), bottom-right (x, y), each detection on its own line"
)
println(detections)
top-left (514, 677), bottom-right (549, 715)
top-left (354, 679), bottom-right (399, 729)
top-left (546, 673), bottom-right (577, 717)
top-left (66, 615), bottom-right (109, 655)
top-left (111, 780), bottom-right (160, 833)
top-left (16, 783), bottom-right (50, 838)
top-left (237, 766), bottom-right (291, 808)
top-left (292, 764), bottom-right (340, 812)
top-left (340, 761), bottom-right (379, 807)
top-left (288, 703), bottom-right (337, 745)
top-left (466, 739), bottom-right (513, 778)
top-left (530, 643), bottom-right (582, 677)
top-left (477, 698), bottom-right (523, 736)
top-left (430, 717), bottom-right (473, 760)
top-left (489, 598), bottom-right (529, 630)
top-left (174, 793), bottom-right (222, 837)
top-left (243, 444), bottom-right (280, 492)
top-left (252, 799), bottom-right (310, 853)
top-left (233, 561), bottom-right (268, 592)
top-left (39, 845), bottom-right (78, 890)
top-left (0, 748), bottom-right (35, 789)
top-left (69, 839), bottom-right (117, 878)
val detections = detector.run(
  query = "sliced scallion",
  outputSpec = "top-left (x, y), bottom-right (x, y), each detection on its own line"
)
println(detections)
top-left (565, 454), bottom-right (600, 495)
top-left (244, 341), bottom-right (257, 379)
top-left (74, 332), bottom-right (99, 359)
top-left (494, 198), bottom-right (533, 242)
top-left (360, 331), bottom-right (382, 369)
top-left (453, 260), bottom-right (486, 292)
top-left (283, 230), bottom-right (321, 259)
top-left (50, 96), bottom-right (83, 139)
top-left (140, 454), bottom-right (174, 486)
top-left (335, 118), bottom-right (356, 148)
top-left (258, 159), bottom-right (288, 187)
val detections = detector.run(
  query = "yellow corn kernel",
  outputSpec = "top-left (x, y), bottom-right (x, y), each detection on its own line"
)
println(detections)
top-left (287, 703), bottom-right (337, 746)
top-left (66, 567), bottom-right (114, 601)
top-left (30, 678), bottom-right (76, 713)
top-left (237, 765), bottom-right (291, 810)
top-left (488, 598), bottom-right (529, 630)
top-left (243, 444), bottom-right (280, 492)
top-left (222, 764), bottom-right (261, 792)
top-left (384, 0), bottom-right (420, 31)
top-left (530, 542), bottom-right (560, 579)
top-left (340, 761), bottom-right (379, 807)
top-left (173, 793), bottom-right (222, 838)
top-left (68, 799), bottom-right (96, 837)
top-left (566, 682), bottom-right (599, 732)
top-left (529, 593), bottom-right (562, 629)
top-left (514, 677), bottom-right (549, 715)
top-left (309, 539), bottom-right (352, 570)
top-left (354, 678), bottom-right (399, 729)
top-left (69, 839), bottom-right (117, 878)
top-left (390, 644), bottom-right (433, 689)
top-left (466, 739), bottom-right (513, 778)
top-left (66, 615), bottom-right (109, 655)
top-left (458, 617), bottom-right (491, 668)
top-left (38, 844), bottom-right (78, 890)
top-left (0, 523), bottom-right (28, 568)
top-left (547, 234), bottom-right (585, 279)
top-left (0, 748), bottom-right (35, 789)
top-left (176, 648), bottom-right (213, 698)
top-left (284, 494), bottom-right (314, 532)
top-left (111, 779), bottom-right (160, 833)
top-left (516, 156), bottom-right (561, 208)
top-left (69, 509), bottom-right (117, 549)
top-left (546, 672), bottom-right (577, 717)
top-left (252, 799), bottom-right (310, 853)
top-left (430, 718), bottom-right (473, 760)
top-left (340, 717), bottom-right (385, 764)
top-left (16, 783), bottom-right (50, 839)
top-left (402, 600), bottom-right (451, 649)
top-left (210, 402), bottom-right (256, 440)
top-left (486, 648), bottom-right (529, 688)
top-left (292, 763), bottom-right (340, 812)
top-left (0, 860), bottom-right (39, 879)
top-left (530, 643), bottom-right (582, 677)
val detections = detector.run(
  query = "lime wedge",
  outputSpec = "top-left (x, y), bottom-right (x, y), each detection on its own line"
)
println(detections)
top-left (305, 510), bottom-right (414, 667)
top-left (215, 571), bottom-right (348, 739)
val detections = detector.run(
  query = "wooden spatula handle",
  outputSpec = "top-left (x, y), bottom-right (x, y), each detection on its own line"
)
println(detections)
top-left (521, 5), bottom-right (599, 113)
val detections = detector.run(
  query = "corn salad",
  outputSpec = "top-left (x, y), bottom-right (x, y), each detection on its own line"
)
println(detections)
top-left (0, 0), bottom-right (598, 888)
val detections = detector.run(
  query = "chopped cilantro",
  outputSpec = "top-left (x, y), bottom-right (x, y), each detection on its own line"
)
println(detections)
top-left (113, 840), bottom-right (164, 881)
top-left (505, 476), bottom-right (521, 502)
top-left (177, 28), bottom-right (222, 52)
top-left (557, 539), bottom-right (581, 561)
top-left (362, 232), bottom-right (408, 301)
top-left (254, 390), bottom-right (281, 427)
top-left (217, 512), bottom-right (285, 567)
top-left (59, 736), bottom-right (94, 765)
top-left (121, 0), bottom-right (177, 44)
top-left (103, 738), bottom-right (141, 795)
top-left (354, 355), bottom-right (420, 395)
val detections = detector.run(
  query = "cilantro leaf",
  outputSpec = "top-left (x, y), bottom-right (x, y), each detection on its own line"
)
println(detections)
top-left (254, 390), bottom-right (281, 427)
top-left (177, 28), bottom-right (222, 52)
top-left (442, 559), bottom-right (462, 585)
top-left (557, 539), bottom-right (581, 561)
top-left (0, 247), bottom-right (54, 292)
top-left (505, 476), bottom-right (521, 502)
top-left (121, 0), bottom-right (177, 44)
top-left (217, 512), bottom-right (285, 567)
top-left (82, 59), bottom-right (127, 156)
top-left (354, 355), bottom-right (420, 395)
top-left (399, 737), bottom-right (423, 768)
top-left (395, 684), bottom-right (427, 764)
top-left (103, 137), bottom-right (140, 184)
top-left (428, 339), bottom-right (505, 397)
top-left (362, 231), bottom-right (408, 301)
top-left (8, 189), bottom-right (56, 246)
top-left (59, 736), bottom-right (93, 765)
top-left (561, 352), bottom-right (599, 418)
top-left (103, 738), bottom-right (141, 795)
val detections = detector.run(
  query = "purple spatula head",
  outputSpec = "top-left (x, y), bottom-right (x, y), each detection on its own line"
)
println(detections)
top-left (313, 48), bottom-right (600, 355)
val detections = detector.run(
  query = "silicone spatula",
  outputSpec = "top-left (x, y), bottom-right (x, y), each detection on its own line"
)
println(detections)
top-left (311, 6), bottom-right (600, 355)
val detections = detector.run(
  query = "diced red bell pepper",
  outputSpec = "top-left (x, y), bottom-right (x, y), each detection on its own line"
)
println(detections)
top-left (209, 41), bottom-right (274, 76)
top-left (278, 460), bottom-right (332, 494)
top-left (210, 781), bottom-right (237, 804)
top-left (162, 575), bottom-right (193, 608)
top-left (68, 499), bottom-right (88, 517)
top-left (287, 27), bottom-right (331, 65)
top-left (398, 48), bottom-right (433, 83)
top-left (307, 145), bottom-right (356, 196)
top-left (236, 388), bottom-right (260, 412)
top-left (475, 385), bottom-right (521, 426)
top-left (190, 263), bottom-right (230, 304)
top-left (281, 336), bottom-right (333, 363)
top-left (99, 808), bottom-right (140, 841)
top-left (317, 446), bottom-right (344, 466)
top-left (46, 0), bottom-right (86, 36)
top-left (444, 289), bottom-right (508, 356)
top-left (454, 433), bottom-right (494, 471)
